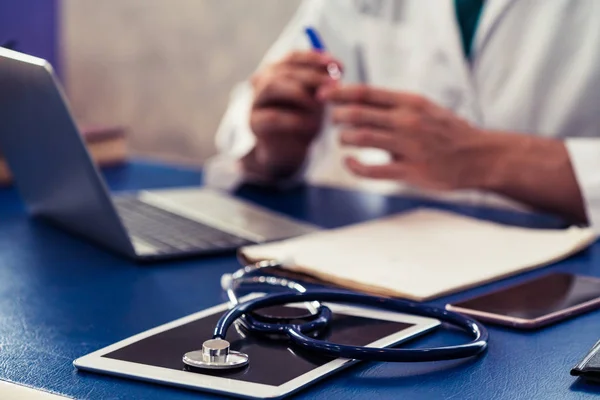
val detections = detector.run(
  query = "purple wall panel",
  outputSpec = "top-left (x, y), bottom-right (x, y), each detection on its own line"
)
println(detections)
top-left (0, 0), bottom-right (59, 77)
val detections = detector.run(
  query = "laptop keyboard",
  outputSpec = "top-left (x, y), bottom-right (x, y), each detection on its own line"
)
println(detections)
top-left (114, 197), bottom-right (252, 255)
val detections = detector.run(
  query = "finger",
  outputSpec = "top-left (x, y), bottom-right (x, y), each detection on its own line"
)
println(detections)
top-left (281, 50), bottom-right (342, 70)
top-left (251, 109), bottom-right (318, 137)
top-left (256, 134), bottom-right (312, 156)
top-left (277, 66), bottom-right (335, 89)
top-left (318, 84), bottom-right (398, 108)
top-left (320, 84), bottom-right (432, 110)
top-left (332, 105), bottom-right (396, 129)
top-left (344, 157), bottom-right (407, 180)
top-left (253, 79), bottom-right (317, 110)
top-left (340, 129), bottom-right (397, 152)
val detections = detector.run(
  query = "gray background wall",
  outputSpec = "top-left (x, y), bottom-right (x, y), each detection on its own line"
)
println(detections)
top-left (61, 0), bottom-right (302, 165)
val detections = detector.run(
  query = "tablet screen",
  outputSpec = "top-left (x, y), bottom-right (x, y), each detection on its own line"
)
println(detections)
top-left (102, 306), bottom-right (413, 386)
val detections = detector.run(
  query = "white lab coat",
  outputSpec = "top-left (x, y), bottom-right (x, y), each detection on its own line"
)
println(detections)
top-left (205, 0), bottom-right (600, 229)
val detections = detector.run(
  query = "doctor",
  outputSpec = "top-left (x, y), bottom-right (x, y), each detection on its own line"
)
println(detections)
top-left (205, 0), bottom-right (600, 230)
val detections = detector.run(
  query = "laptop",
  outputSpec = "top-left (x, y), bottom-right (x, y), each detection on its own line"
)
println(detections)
top-left (0, 47), bottom-right (320, 261)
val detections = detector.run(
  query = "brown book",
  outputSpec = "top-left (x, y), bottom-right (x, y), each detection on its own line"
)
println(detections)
top-left (0, 126), bottom-right (128, 187)
top-left (0, 157), bottom-right (10, 186)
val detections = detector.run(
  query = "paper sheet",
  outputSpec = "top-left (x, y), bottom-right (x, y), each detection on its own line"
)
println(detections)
top-left (239, 209), bottom-right (597, 301)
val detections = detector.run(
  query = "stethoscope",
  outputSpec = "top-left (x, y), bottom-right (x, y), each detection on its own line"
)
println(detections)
top-left (182, 261), bottom-right (489, 370)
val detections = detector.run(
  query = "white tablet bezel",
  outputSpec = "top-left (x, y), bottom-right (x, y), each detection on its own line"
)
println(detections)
top-left (74, 294), bottom-right (440, 399)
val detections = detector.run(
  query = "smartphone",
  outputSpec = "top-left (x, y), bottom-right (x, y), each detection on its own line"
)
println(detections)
top-left (446, 272), bottom-right (600, 329)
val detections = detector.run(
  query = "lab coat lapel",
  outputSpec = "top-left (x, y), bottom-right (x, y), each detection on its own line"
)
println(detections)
top-left (424, 0), bottom-right (517, 125)
top-left (474, 0), bottom-right (519, 52)
top-left (358, 2), bottom-right (406, 88)
top-left (425, 1), bottom-right (484, 124)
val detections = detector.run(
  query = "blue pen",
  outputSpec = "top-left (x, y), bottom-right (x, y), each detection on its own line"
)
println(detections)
top-left (305, 27), bottom-right (326, 51)
top-left (305, 27), bottom-right (341, 80)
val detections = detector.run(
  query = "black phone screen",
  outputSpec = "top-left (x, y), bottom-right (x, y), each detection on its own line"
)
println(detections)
top-left (451, 272), bottom-right (600, 320)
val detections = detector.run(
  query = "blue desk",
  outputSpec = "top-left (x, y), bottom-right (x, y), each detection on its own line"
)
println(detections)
top-left (0, 160), bottom-right (599, 399)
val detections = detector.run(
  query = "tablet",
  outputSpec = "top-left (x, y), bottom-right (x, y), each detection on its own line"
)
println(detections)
top-left (74, 294), bottom-right (440, 399)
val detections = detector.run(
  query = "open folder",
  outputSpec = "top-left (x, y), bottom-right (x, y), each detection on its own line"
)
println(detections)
top-left (238, 209), bottom-right (597, 301)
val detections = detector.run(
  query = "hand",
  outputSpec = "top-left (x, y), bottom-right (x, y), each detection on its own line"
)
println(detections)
top-left (247, 51), bottom-right (342, 178)
top-left (319, 84), bottom-right (489, 191)
top-left (320, 84), bottom-right (587, 222)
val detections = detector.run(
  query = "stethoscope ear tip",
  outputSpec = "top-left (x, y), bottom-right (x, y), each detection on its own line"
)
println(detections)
top-left (220, 274), bottom-right (233, 291)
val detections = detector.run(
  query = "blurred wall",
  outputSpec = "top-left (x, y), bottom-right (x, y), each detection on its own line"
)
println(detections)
top-left (61, 0), bottom-right (302, 165)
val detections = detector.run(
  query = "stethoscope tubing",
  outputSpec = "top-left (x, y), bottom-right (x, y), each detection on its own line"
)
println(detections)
top-left (214, 290), bottom-right (488, 362)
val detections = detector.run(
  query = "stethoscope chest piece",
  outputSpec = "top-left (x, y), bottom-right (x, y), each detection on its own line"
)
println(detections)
top-left (183, 339), bottom-right (249, 370)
